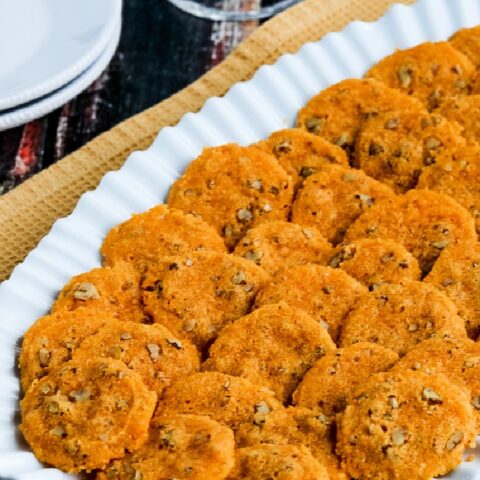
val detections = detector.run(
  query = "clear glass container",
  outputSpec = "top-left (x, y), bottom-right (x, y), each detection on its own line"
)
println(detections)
top-left (167, 0), bottom-right (301, 21)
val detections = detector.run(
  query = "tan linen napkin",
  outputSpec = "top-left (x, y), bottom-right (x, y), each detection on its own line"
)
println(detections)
top-left (0, 0), bottom-right (412, 281)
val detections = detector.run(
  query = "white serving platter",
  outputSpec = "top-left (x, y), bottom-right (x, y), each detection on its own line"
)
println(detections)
top-left (2, 0), bottom-right (480, 478)
top-left (0, 0), bottom-right (122, 111)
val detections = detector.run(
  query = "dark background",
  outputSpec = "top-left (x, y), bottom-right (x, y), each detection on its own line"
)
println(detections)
top-left (0, 0), bottom-right (262, 194)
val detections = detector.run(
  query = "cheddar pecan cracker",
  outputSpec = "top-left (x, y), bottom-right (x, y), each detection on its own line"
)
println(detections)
top-left (339, 281), bottom-right (467, 355)
top-left (297, 78), bottom-right (423, 156)
top-left (20, 358), bottom-right (156, 473)
top-left (366, 41), bottom-right (475, 109)
top-left (337, 370), bottom-right (476, 479)
top-left (141, 252), bottom-right (268, 351)
top-left (329, 238), bottom-right (421, 290)
top-left (101, 204), bottom-right (226, 271)
top-left (233, 221), bottom-right (332, 275)
top-left (203, 302), bottom-right (335, 403)
top-left (292, 164), bottom-right (395, 244)
top-left (255, 264), bottom-right (367, 342)
top-left (98, 414), bottom-right (235, 480)
top-left (345, 189), bottom-right (477, 275)
top-left (168, 144), bottom-right (293, 249)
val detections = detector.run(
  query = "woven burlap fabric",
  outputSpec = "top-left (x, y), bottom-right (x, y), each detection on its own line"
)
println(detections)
top-left (0, 0), bottom-right (412, 280)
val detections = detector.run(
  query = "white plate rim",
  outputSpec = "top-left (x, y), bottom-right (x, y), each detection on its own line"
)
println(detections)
top-left (0, 19), bottom-right (121, 132)
top-left (0, 0), bottom-right (122, 111)
top-left (2, 0), bottom-right (480, 478)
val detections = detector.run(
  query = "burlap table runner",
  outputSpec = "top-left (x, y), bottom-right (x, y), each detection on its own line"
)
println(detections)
top-left (0, 0), bottom-right (413, 281)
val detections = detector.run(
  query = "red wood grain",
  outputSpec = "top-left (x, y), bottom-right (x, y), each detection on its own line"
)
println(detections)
top-left (9, 119), bottom-right (46, 180)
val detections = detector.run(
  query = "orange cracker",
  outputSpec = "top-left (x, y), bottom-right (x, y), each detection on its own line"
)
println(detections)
top-left (255, 264), bottom-right (367, 342)
top-left (345, 189), bottom-right (477, 275)
top-left (73, 320), bottom-right (200, 396)
top-left (297, 78), bottom-right (423, 156)
top-left (141, 251), bottom-right (268, 351)
top-left (254, 128), bottom-right (348, 187)
top-left (51, 263), bottom-right (146, 323)
top-left (97, 414), bottom-right (235, 480)
top-left (328, 238), bottom-right (421, 290)
top-left (101, 204), bottom-right (226, 271)
top-left (366, 41), bottom-right (475, 109)
top-left (168, 144), bottom-right (293, 249)
top-left (20, 357), bottom-right (156, 473)
top-left (203, 302), bottom-right (336, 403)
top-left (291, 164), bottom-right (395, 244)
top-left (339, 281), bottom-right (467, 356)
top-left (337, 370), bottom-right (476, 479)
top-left (233, 221), bottom-right (332, 275)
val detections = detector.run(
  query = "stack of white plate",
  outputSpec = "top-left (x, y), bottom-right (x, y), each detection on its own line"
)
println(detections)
top-left (0, 0), bottom-right (122, 131)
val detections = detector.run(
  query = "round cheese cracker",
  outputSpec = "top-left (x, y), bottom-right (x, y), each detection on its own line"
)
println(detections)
top-left (328, 238), bottom-right (421, 290)
top-left (227, 444), bottom-right (329, 480)
top-left (156, 371), bottom-right (283, 432)
top-left (366, 41), bottom-right (475, 109)
top-left (339, 281), bottom-right (467, 356)
top-left (101, 204), bottom-right (226, 271)
top-left (293, 342), bottom-right (398, 416)
top-left (345, 189), bottom-right (477, 275)
top-left (236, 406), bottom-right (346, 480)
top-left (417, 144), bottom-right (480, 235)
top-left (19, 309), bottom-right (116, 391)
top-left (354, 110), bottom-right (465, 193)
top-left (97, 414), bottom-right (235, 480)
top-left (337, 370), bottom-right (476, 479)
top-left (291, 164), bottom-right (395, 244)
top-left (437, 94), bottom-right (480, 145)
top-left (233, 221), bottom-right (332, 276)
top-left (51, 263), bottom-right (146, 323)
top-left (168, 144), bottom-right (293, 249)
top-left (424, 240), bottom-right (480, 339)
top-left (20, 357), bottom-right (157, 473)
top-left (203, 302), bottom-right (336, 403)
top-left (140, 252), bottom-right (268, 351)
top-left (254, 128), bottom-right (348, 187)
top-left (73, 320), bottom-right (200, 396)
top-left (297, 78), bottom-right (423, 156)
top-left (392, 337), bottom-right (480, 431)
top-left (255, 264), bottom-right (367, 342)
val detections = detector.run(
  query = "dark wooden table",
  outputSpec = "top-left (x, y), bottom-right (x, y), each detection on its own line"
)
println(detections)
top-left (0, 0), bottom-right (264, 195)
